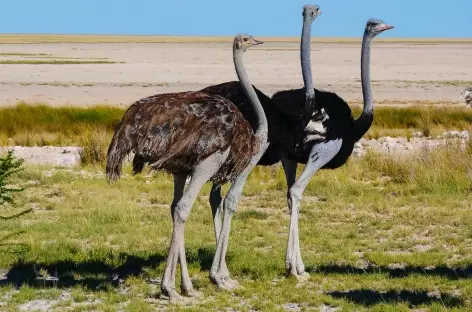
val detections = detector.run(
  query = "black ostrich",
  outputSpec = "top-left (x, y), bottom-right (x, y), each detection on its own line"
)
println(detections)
top-left (201, 5), bottom-right (393, 277)
top-left (106, 35), bottom-right (268, 300)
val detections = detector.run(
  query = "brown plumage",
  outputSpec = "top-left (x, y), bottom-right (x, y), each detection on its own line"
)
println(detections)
top-left (106, 91), bottom-right (258, 185)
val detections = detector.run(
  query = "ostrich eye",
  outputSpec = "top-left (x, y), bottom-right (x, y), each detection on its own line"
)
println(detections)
top-left (310, 12), bottom-right (315, 16)
top-left (243, 37), bottom-right (248, 42)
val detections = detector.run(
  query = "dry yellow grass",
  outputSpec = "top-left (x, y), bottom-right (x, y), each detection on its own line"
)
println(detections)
top-left (1, 34), bottom-right (472, 44)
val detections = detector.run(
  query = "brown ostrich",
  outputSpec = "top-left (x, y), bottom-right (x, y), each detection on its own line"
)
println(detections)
top-left (106, 35), bottom-right (268, 300)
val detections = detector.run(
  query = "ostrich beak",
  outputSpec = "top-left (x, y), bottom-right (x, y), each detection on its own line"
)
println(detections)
top-left (251, 39), bottom-right (264, 46)
top-left (380, 24), bottom-right (394, 31)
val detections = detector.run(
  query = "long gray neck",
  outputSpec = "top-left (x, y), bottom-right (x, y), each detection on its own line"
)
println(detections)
top-left (233, 47), bottom-right (268, 142)
top-left (301, 17), bottom-right (314, 100)
top-left (361, 34), bottom-right (373, 114)
top-left (353, 33), bottom-right (374, 141)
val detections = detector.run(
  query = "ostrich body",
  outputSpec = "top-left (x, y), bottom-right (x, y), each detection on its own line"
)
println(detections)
top-left (461, 87), bottom-right (472, 107)
top-left (202, 7), bottom-right (392, 277)
top-left (106, 35), bottom-right (268, 300)
top-left (273, 18), bottom-right (393, 277)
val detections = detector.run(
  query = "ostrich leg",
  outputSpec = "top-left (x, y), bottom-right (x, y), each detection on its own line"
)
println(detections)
top-left (161, 149), bottom-right (229, 301)
top-left (170, 174), bottom-right (187, 218)
top-left (281, 159), bottom-right (304, 275)
top-left (210, 143), bottom-right (269, 290)
top-left (169, 174), bottom-right (201, 297)
top-left (284, 139), bottom-right (342, 277)
top-left (210, 184), bottom-right (223, 244)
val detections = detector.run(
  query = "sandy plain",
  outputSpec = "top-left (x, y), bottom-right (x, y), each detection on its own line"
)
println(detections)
top-left (0, 37), bottom-right (471, 107)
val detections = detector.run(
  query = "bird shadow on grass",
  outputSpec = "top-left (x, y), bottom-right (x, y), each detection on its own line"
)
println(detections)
top-left (328, 289), bottom-right (463, 308)
top-left (308, 264), bottom-right (470, 308)
top-left (0, 246), bottom-right (217, 290)
top-left (308, 264), bottom-right (472, 280)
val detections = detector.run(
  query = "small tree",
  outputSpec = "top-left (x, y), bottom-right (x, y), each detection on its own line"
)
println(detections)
top-left (0, 150), bottom-right (25, 205)
top-left (0, 150), bottom-right (30, 252)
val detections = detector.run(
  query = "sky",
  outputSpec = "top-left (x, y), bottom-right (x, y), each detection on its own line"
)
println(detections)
top-left (1, 0), bottom-right (471, 38)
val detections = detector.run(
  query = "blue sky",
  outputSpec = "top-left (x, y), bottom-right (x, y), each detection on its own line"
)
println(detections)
top-left (1, 0), bottom-right (471, 38)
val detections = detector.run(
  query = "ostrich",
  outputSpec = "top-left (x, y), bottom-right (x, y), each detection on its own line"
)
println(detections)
top-left (271, 18), bottom-right (394, 276)
top-left (106, 35), bottom-right (268, 300)
top-left (202, 4), bottom-right (320, 242)
top-left (202, 8), bottom-right (392, 276)
top-left (461, 87), bottom-right (472, 107)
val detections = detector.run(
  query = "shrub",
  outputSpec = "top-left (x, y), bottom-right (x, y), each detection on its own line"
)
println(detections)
top-left (0, 150), bottom-right (30, 253)
top-left (0, 150), bottom-right (24, 205)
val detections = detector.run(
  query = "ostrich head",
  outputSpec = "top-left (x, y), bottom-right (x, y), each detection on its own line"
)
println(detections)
top-left (233, 35), bottom-right (264, 52)
top-left (364, 19), bottom-right (394, 38)
top-left (460, 87), bottom-right (472, 107)
top-left (302, 4), bottom-right (322, 21)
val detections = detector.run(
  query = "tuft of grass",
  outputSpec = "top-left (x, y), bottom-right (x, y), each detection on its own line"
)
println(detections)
top-left (79, 128), bottom-right (110, 166)
top-left (361, 142), bottom-right (472, 193)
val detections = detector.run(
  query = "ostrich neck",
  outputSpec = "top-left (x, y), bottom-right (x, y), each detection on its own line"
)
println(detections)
top-left (233, 48), bottom-right (268, 143)
top-left (301, 17), bottom-right (314, 100)
top-left (353, 34), bottom-right (374, 141)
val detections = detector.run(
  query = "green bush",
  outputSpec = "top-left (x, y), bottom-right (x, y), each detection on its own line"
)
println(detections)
top-left (0, 150), bottom-right (24, 205)
top-left (0, 150), bottom-right (30, 253)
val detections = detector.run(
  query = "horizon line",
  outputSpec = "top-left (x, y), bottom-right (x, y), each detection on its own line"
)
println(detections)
top-left (0, 34), bottom-right (471, 44)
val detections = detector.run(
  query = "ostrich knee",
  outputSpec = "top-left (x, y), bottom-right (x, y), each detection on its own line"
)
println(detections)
top-left (174, 201), bottom-right (192, 224)
top-left (224, 193), bottom-right (238, 214)
top-left (288, 185), bottom-right (303, 212)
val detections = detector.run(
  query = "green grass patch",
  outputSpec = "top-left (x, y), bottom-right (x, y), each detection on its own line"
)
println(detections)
top-left (394, 79), bottom-right (472, 87)
top-left (0, 52), bottom-right (51, 56)
top-left (0, 146), bottom-right (470, 310)
top-left (1, 104), bottom-right (472, 147)
top-left (22, 56), bottom-right (109, 60)
top-left (0, 103), bottom-right (122, 146)
top-left (0, 60), bottom-right (118, 65)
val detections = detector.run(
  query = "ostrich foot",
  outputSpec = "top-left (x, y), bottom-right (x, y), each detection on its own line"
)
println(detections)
top-left (211, 274), bottom-right (241, 290)
top-left (160, 287), bottom-right (184, 302)
top-left (181, 286), bottom-right (202, 298)
top-left (295, 271), bottom-right (310, 282)
top-left (286, 258), bottom-right (307, 277)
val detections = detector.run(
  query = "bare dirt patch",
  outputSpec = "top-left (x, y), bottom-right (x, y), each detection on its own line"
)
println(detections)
top-left (1, 42), bottom-right (471, 106)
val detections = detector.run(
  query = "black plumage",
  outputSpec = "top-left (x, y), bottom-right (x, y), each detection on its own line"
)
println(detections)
top-left (201, 83), bottom-right (367, 169)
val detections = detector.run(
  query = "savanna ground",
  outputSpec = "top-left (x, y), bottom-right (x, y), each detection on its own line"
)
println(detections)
top-left (0, 35), bottom-right (472, 311)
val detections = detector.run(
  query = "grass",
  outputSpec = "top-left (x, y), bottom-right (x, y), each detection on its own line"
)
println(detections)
top-left (0, 143), bottom-right (471, 310)
top-left (0, 103), bottom-right (122, 146)
top-left (17, 82), bottom-right (96, 87)
top-left (0, 60), bottom-right (118, 65)
top-left (0, 82), bottom-right (168, 88)
top-left (391, 80), bottom-right (472, 87)
top-left (0, 52), bottom-right (51, 56)
top-left (22, 56), bottom-right (110, 60)
top-left (1, 34), bottom-right (472, 44)
top-left (1, 103), bottom-right (472, 146)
